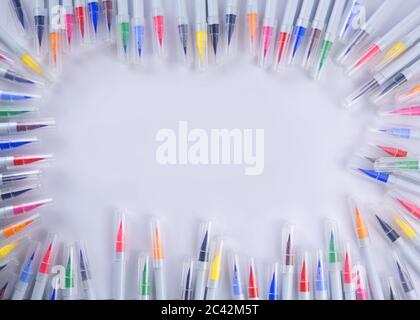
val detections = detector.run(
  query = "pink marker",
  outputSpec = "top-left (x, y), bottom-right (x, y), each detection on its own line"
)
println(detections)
top-left (62, 0), bottom-right (75, 52)
top-left (355, 265), bottom-right (368, 300)
top-left (258, 0), bottom-right (278, 68)
top-left (0, 199), bottom-right (52, 219)
top-left (381, 105), bottom-right (420, 117)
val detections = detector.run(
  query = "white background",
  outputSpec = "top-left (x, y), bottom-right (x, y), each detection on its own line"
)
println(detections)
top-left (1, 0), bottom-right (419, 299)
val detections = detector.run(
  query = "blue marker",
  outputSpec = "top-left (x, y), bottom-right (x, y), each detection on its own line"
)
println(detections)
top-left (373, 126), bottom-right (420, 140)
top-left (314, 249), bottom-right (328, 300)
top-left (181, 258), bottom-right (194, 300)
top-left (288, 0), bottom-right (316, 64)
top-left (88, 0), bottom-right (99, 39)
top-left (0, 137), bottom-right (38, 152)
top-left (12, 243), bottom-right (40, 300)
top-left (267, 263), bottom-right (279, 300)
top-left (132, 0), bottom-right (145, 64)
top-left (230, 254), bottom-right (244, 300)
top-left (0, 183), bottom-right (40, 202)
top-left (0, 90), bottom-right (40, 103)
top-left (338, 0), bottom-right (363, 42)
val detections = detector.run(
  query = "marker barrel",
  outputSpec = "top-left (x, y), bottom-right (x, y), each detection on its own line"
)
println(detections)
top-left (395, 238), bottom-right (420, 275)
top-left (154, 264), bottom-right (166, 300)
top-left (329, 267), bottom-right (343, 300)
top-left (360, 245), bottom-right (384, 300)
top-left (281, 267), bottom-right (294, 300)
top-left (194, 261), bottom-right (208, 300)
top-left (113, 252), bottom-right (125, 300)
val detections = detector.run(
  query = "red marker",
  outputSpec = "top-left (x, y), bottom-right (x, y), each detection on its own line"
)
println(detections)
top-left (298, 251), bottom-right (311, 300)
top-left (152, 0), bottom-right (165, 57)
top-left (248, 257), bottom-right (260, 300)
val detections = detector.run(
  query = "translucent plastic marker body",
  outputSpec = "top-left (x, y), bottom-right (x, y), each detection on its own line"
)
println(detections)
top-left (288, 0), bottom-right (316, 64)
top-left (248, 257), bottom-right (260, 300)
top-left (30, 234), bottom-right (56, 300)
top-left (267, 262), bottom-right (279, 300)
top-left (11, 242), bottom-right (39, 300)
top-left (194, 221), bottom-right (211, 300)
top-left (48, 0), bottom-right (62, 73)
top-left (224, 0), bottom-right (239, 56)
top-left (336, 0), bottom-right (395, 64)
top-left (62, 244), bottom-right (75, 300)
top-left (375, 214), bottom-right (420, 275)
top-left (375, 157), bottom-right (420, 173)
top-left (151, 218), bottom-right (166, 300)
top-left (342, 244), bottom-right (355, 300)
top-left (0, 120), bottom-right (54, 135)
top-left (298, 251), bottom-right (311, 300)
top-left (246, 0), bottom-right (258, 56)
top-left (374, 59), bottom-right (420, 103)
top-left (384, 277), bottom-right (403, 300)
top-left (0, 215), bottom-right (40, 241)
top-left (138, 255), bottom-right (151, 300)
top-left (0, 64), bottom-right (42, 86)
top-left (0, 155), bottom-right (51, 170)
top-left (302, 0), bottom-right (331, 69)
top-left (207, 0), bottom-right (220, 61)
top-left (0, 183), bottom-right (39, 202)
top-left (9, 0), bottom-right (29, 35)
top-left (345, 42), bottom-right (420, 108)
top-left (348, 197), bottom-right (384, 299)
top-left (0, 138), bottom-right (38, 153)
top-left (313, 0), bottom-right (346, 80)
top-left (79, 243), bottom-right (95, 300)
top-left (33, 0), bottom-right (47, 56)
top-left (116, 0), bottom-right (130, 61)
top-left (338, 0), bottom-right (363, 42)
top-left (354, 265), bottom-right (368, 300)
top-left (259, 0), bottom-right (278, 68)
top-left (274, 0), bottom-right (299, 70)
top-left (381, 105), bottom-right (420, 117)
top-left (101, 0), bottom-right (114, 39)
top-left (389, 191), bottom-right (420, 221)
top-left (392, 252), bottom-right (418, 300)
top-left (62, 0), bottom-right (75, 52)
top-left (132, 0), bottom-right (145, 65)
top-left (325, 220), bottom-right (343, 300)
top-left (348, 7), bottom-right (420, 75)
top-left (205, 238), bottom-right (224, 300)
top-left (176, 0), bottom-right (190, 61)
top-left (87, 0), bottom-right (100, 41)
top-left (376, 25), bottom-right (420, 72)
top-left (0, 170), bottom-right (41, 186)
top-left (195, 0), bottom-right (208, 70)
top-left (281, 223), bottom-right (295, 300)
top-left (397, 83), bottom-right (420, 103)
top-left (229, 254), bottom-right (244, 300)
top-left (75, 0), bottom-right (87, 43)
top-left (373, 125), bottom-right (420, 141)
top-left (152, 0), bottom-right (165, 57)
top-left (0, 50), bottom-right (15, 66)
top-left (0, 90), bottom-right (40, 103)
top-left (0, 199), bottom-right (52, 219)
top-left (181, 258), bottom-right (194, 300)
top-left (389, 209), bottom-right (420, 252)
top-left (113, 213), bottom-right (125, 300)
top-left (314, 249), bottom-right (328, 300)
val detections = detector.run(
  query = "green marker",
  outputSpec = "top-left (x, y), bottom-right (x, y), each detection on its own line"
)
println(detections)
top-left (314, 0), bottom-right (346, 80)
top-left (63, 244), bottom-right (75, 300)
top-left (325, 220), bottom-right (343, 300)
top-left (117, 0), bottom-right (130, 57)
top-left (138, 255), bottom-right (151, 300)
top-left (0, 106), bottom-right (36, 117)
top-left (375, 157), bottom-right (420, 172)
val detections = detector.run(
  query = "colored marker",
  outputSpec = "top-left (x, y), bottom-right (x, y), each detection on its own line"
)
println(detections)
top-left (11, 242), bottom-right (39, 300)
top-left (31, 234), bottom-right (57, 300)
top-left (344, 42), bottom-right (420, 108)
top-left (373, 144), bottom-right (411, 158)
top-left (0, 138), bottom-right (38, 152)
top-left (113, 212), bottom-right (126, 300)
top-left (248, 257), bottom-right (260, 300)
top-left (397, 84), bottom-right (420, 103)
top-left (384, 277), bottom-right (403, 300)
top-left (381, 105), bottom-right (420, 117)
top-left (0, 238), bottom-right (26, 261)
top-left (314, 249), bottom-right (328, 300)
top-left (374, 59), bottom-right (420, 103)
top-left (266, 262), bottom-right (279, 301)
top-left (336, 0), bottom-right (396, 64)
top-left (375, 157), bottom-right (420, 173)
top-left (375, 213), bottom-right (420, 275)
top-left (62, 0), bottom-right (75, 52)
top-left (75, 0), bottom-right (87, 42)
top-left (313, 0), bottom-right (346, 80)
top-left (325, 220), bottom-right (343, 300)
top-left (0, 50), bottom-right (15, 66)
top-left (176, 0), bottom-right (190, 61)
top-left (0, 120), bottom-right (54, 135)
top-left (205, 238), bottom-right (224, 300)
top-left (224, 0), bottom-right (239, 56)
top-left (0, 64), bottom-right (42, 85)
top-left (0, 90), bottom-right (40, 103)
top-left (372, 126), bottom-right (420, 141)
top-left (246, 0), bottom-right (258, 56)
top-left (0, 199), bottom-right (52, 219)
top-left (0, 183), bottom-right (40, 202)
top-left (194, 221), bottom-right (211, 300)
top-left (389, 208), bottom-right (420, 252)
top-left (0, 214), bottom-right (40, 241)
top-left (298, 251), bottom-right (311, 300)
top-left (281, 223), bottom-right (295, 300)
top-left (354, 265), bottom-right (368, 300)
top-left (207, 0), bottom-right (220, 61)
top-left (152, 0), bottom-right (165, 57)
top-left (287, 0), bottom-right (316, 65)
top-left (0, 155), bottom-right (52, 170)
top-left (0, 25), bottom-right (45, 77)
top-left (151, 218), bottom-right (166, 300)
top-left (101, 0), bottom-right (114, 39)
top-left (348, 197), bottom-right (384, 300)
top-left (0, 169), bottom-right (41, 186)
top-left (180, 258), bottom-right (194, 300)
top-left (388, 191), bottom-right (420, 221)
top-left (342, 243), bottom-right (356, 300)
top-left (338, 0), bottom-right (363, 42)
top-left (87, 0), bottom-right (100, 40)
top-left (274, 0), bottom-right (299, 70)
top-left (137, 255), bottom-right (151, 300)
top-left (229, 254), bottom-right (244, 300)
top-left (302, 0), bottom-right (332, 69)
top-left (376, 25), bottom-right (420, 72)
top-left (195, 0), bottom-right (208, 70)
top-left (348, 7), bottom-right (420, 75)
top-left (259, 0), bottom-right (278, 68)
top-left (79, 243), bottom-right (96, 300)
top-left (392, 252), bottom-right (417, 300)
top-left (132, 0), bottom-right (145, 65)
top-left (9, 0), bottom-right (29, 35)
top-left (48, 0), bottom-right (62, 73)
top-left (33, 0), bottom-right (47, 56)
top-left (116, 0), bottom-right (130, 60)
top-left (62, 244), bottom-right (75, 300)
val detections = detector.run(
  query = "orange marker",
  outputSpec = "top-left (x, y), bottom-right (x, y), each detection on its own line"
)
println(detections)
top-left (246, 0), bottom-right (258, 56)
top-left (0, 214), bottom-right (39, 240)
top-left (151, 218), bottom-right (166, 299)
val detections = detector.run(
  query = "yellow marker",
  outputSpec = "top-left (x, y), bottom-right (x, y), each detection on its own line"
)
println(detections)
top-left (21, 54), bottom-right (45, 76)
top-left (205, 239), bottom-right (224, 300)
top-left (380, 42), bottom-right (407, 68)
top-left (0, 242), bottom-right (18, 260)
top-left (196, 31), bottom-right (208, 62)
top-left (391, 213), bottom-right (417, 239)
top-left (195, 0), bottom-right (208, 70)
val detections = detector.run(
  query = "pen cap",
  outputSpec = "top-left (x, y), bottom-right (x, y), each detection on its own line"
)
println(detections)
top-left (324, 219), bottom-right (341, 264)
top-left (228, 253), bottom-right (244, 299)
top-left (151, 217), bottom-right (164, 262)
top-left (281, 223), bottom-right (295, 268)
top-left (114, 211), bottom-right (126, 254)
top-left (297, 251), bottom-right (311, 293)
top-left (137, 255), bottom-right (150, 299)
top-left (180, 257), bottom-right (194, 300)
top-left (208, 238), bottom-right (224, 282)
top-left (348, 196), bottom-right (371, 246)
top-left (196, 221), bottom-right (211, 262)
